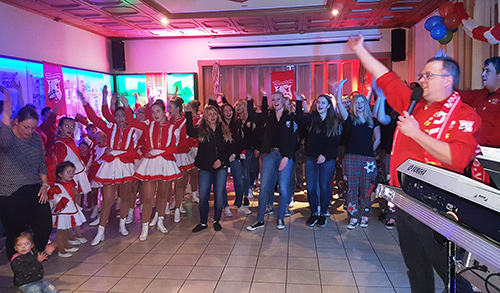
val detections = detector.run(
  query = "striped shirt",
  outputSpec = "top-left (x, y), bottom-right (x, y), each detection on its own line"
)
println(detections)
top-left (0, 123), bottom-right (47, 197)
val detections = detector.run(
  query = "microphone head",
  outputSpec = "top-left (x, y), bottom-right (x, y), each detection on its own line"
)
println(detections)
top-left (410, 87), bottom-right (423, 103)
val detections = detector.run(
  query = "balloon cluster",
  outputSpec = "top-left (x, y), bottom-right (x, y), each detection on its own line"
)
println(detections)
top-left (424, 2), bottom-right (460, 45)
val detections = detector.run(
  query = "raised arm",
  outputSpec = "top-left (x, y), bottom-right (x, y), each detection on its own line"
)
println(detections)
top-left (347, 33), bottom-right (390, 80)
top-left (1, 85), bottom-right (12, 127)
top-left (331, 79), bottom-right (349, 121)
top-left (77, 90), bottom-right (109, 132)
top-left (184, 111), bottom-right (199, 137)
top-left (372, 79), bottom-right (391, 125)
top-left (294, 92), bottom-right (313, 126)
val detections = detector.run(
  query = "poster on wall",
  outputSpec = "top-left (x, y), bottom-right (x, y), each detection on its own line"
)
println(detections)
top-left (43, 62), bottom-right (67, 115)
top-left (167, 73), bottom-right (197, 103)
top-left (271, 70), bottom-right (295, 100)
top-left (146, 73), bottom-right (168, 102)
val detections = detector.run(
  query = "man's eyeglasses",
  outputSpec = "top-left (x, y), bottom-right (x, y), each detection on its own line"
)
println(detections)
top-left (417, 72), bottom-right (450, 81)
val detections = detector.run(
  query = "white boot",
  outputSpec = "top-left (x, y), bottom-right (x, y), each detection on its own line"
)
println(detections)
top-left (89, 216), bottom-right (100, 226)
top-left (157, 216), bottom-right (168, 233)
top-left (149, 212), bottom-right (158, 227)
top-left (119, 218), bottom-right (129, 236)
top-left (174, 208), bottom-right (181, 223)
top-left (165, 202), bottom-right (171, 215)
top-left (191, 191), bottom-right (199, 203)
top-left (90, 205), bottom-right (99, 219)
top-left (125, 208), bottom-right (134, 224)
top-left (185, 184), bottom-right (192, 194)
top-left (115, 197), bottom-right (121, 211)
top-left (91, 225), bottom-right (105, 246)
top-left (139, 223), bottom-right (149, 241)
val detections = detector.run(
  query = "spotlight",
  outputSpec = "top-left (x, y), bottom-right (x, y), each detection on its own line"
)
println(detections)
top-left (332, 9), bottom-right (339, 16)
top-left (161, 17), bottom-right (169, 25)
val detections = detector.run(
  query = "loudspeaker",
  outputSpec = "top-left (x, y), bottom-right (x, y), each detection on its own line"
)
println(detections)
top-left (391, 29), bottom-right (406, 62)
top-left (111, 40), bottom-right (126, 71)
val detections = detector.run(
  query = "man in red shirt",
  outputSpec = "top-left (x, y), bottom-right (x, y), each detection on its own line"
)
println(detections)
top-left (347, 33), bottom-right (480, 292)
top-left (459, 57), bottom-right (500, 148)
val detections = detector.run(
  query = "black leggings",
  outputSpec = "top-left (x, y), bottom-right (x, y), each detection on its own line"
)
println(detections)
top-left (0, 184), bottom-right (52, 260)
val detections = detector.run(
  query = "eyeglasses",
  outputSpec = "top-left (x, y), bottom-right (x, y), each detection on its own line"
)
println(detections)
top-left (417, 72), bottom-right (450, 81)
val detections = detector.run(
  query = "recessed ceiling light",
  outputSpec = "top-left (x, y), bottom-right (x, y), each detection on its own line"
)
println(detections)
top-left (332, 9), bottom-right (339, 16)
top-left (161, 17), bottom-right (169, 25)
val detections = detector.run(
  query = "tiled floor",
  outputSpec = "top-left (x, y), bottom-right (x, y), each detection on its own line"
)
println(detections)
top-left (0, 189), bottom-right (445, 293)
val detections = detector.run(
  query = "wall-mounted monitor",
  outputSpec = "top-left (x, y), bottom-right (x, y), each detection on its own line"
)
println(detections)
top-left (167, 73), bottom-right (198, 103)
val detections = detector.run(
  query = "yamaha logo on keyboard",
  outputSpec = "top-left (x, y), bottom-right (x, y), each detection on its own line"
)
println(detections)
top-left (407, 164), bottom-right (428, 177)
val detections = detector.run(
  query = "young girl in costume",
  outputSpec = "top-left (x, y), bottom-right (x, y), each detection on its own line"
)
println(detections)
top-left (48, 161), bottom-right (87, 257)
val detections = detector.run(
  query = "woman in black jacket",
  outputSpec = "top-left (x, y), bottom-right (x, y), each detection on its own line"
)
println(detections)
top-left (186, 105), bottom-right (233, 232)
top-left (295, 93), bottom-right (347, 227)
top-left (246, 91), bottom-right (298, 231)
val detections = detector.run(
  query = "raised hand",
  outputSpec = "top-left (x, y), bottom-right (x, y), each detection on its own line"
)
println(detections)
top-left (11, 80), bottom-right (21, 91)
top-left (260, 87), bottom-right (267, 96)
top-left (347, 33), bottom-right (364, 52)
top-left (1, 85), bottom-right (12, 125)
top-left (119, 94), bottom-right (129, 108)
top-left (294, 91), bottom-right (303, 101)
top-left (102, 85), bottom-right (108, 101)
top-left (76, 90), bottom-right (88, 105)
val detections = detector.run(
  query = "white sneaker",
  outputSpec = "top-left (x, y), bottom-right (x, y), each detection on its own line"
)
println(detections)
top-left (125, 208), bottom-right (134, 224)
top-left (89, 216), bottom-right (100, 227)
top-left (238, 206), bottom-right (252, 215)
top-left (247, 189), bottom-right (254, 199)
top-left (179, 204), bottom-right (186, 214)
top-left (360, 216), bottom-right (369, 228)
top-left (91, 225), bottom-right (105, 246)
top-left (90, 206), bottom-right (99, 219)
top-left (157, 216), bottom-right (168, 233)
top-left (174, 208), bottom-right (181, 223)
top-left (165, 202), bottom-right (171, 215)
top-left (139, 223), bottom-right (149, 241)
top-left (68, 239), bottom-right (81, 246)
top-left (224, 206), bottom-right (233, 217)
top-left (191, 191), bottom-right (199, 203)
top-left (76, 237), bottom-right (88, 244)
top-left (170, 199), bottom-right (176, 209)
top-left (66, 247), bottom-right (79, 253)
top-left (149, 212), bottom-right (158, 227)
top-left (347, 218), bottom-right (359, 230)
top-left (58, 252), bottom-right (73, 258)
top-left (119, 218), bottom-right (129, 236)
top-left (115, 197), bottom-right (121, 211)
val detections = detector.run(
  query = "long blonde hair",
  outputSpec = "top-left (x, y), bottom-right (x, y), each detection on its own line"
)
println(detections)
top-left (198, 105), bottom-right (232, 143)
top-left (351, 94), bottom-right (374, 127)
top-left (236, 99), bottom-right (248, 121)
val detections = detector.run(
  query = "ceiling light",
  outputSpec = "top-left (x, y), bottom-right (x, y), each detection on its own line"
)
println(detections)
top-left (332, 9), bottom-right (339, 16)
top-left (161, 17), bottom-right (169, 25)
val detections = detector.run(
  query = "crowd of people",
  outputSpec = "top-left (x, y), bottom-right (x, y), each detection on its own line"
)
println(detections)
top-left (1, 32), bottom-right (499, 292)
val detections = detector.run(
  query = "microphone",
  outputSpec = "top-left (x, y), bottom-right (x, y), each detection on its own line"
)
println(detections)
top-left (407, 87), bottom-right (423, 115)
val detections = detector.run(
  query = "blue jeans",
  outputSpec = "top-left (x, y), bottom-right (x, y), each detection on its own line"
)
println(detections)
top-left (257, 151), bottom-right (293, 221)
top-left (249, 151), bottom-right (260, 188)
top-left (231, 159), bottom-right (246, 207)
top-left (305, 157), bottom-right (335, 215)
top-left (199, 168), bottom-right (227, 224)
top-left (19, 279), bottom-right (57, 293)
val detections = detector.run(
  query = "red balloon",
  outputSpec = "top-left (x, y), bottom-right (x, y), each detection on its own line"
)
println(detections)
top-left (444, 13), bottom-right (460, 30)
top-left (439, 2), bottom-right (455, 17)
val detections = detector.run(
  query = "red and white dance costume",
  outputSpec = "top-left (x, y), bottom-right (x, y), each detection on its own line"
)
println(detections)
top-left (83, 104), bottom-right (143, 185)
top-left (53, 137), bottom-right (92, 195)
top-left (170, 115), bottom-right (195, 171)
top-left (132, 119), bottom-right (182, 182)
top-left (88, 145), bottom-right (107, 189)
top-left (48, 180), bottom-right (86, 229)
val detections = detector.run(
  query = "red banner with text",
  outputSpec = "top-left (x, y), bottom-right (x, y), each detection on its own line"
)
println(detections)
top-left (43, 62), bottom-right (67, 115)
top-left (271, 70), bottom-right (295, 100)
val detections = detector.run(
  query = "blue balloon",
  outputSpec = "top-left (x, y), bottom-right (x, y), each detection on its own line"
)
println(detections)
top-left (431, 23), bottom-right (447, 40)
top-left (451, 28), bottom-right (458, 33)
top-left (425, 16), bottom-right (445, 32)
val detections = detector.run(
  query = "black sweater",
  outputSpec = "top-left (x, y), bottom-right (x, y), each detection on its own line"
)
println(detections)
top-left (295, 100), bottom-right (341, 161)
top-left (248, 97), bottom-right (298, 159)
top-left (208, 99), bottom-right (245, 158)
top-left (185, 111), bottom-right (232, 171)
top-left (10, 249), bottom-right (44, 286)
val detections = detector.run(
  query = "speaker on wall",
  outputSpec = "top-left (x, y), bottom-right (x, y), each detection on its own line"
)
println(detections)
top-left (391, 28), bottom-right (406, 62)
top-left (111, 40), bottom-right (126, 71)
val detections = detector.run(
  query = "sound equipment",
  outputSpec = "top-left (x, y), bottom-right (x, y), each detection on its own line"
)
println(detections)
top-left (397, 159), bottom-right (500, 244)
top-left (391, 28), bottom-right (406, 62)
top-left (111, 40), bottom-right (125, 71)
